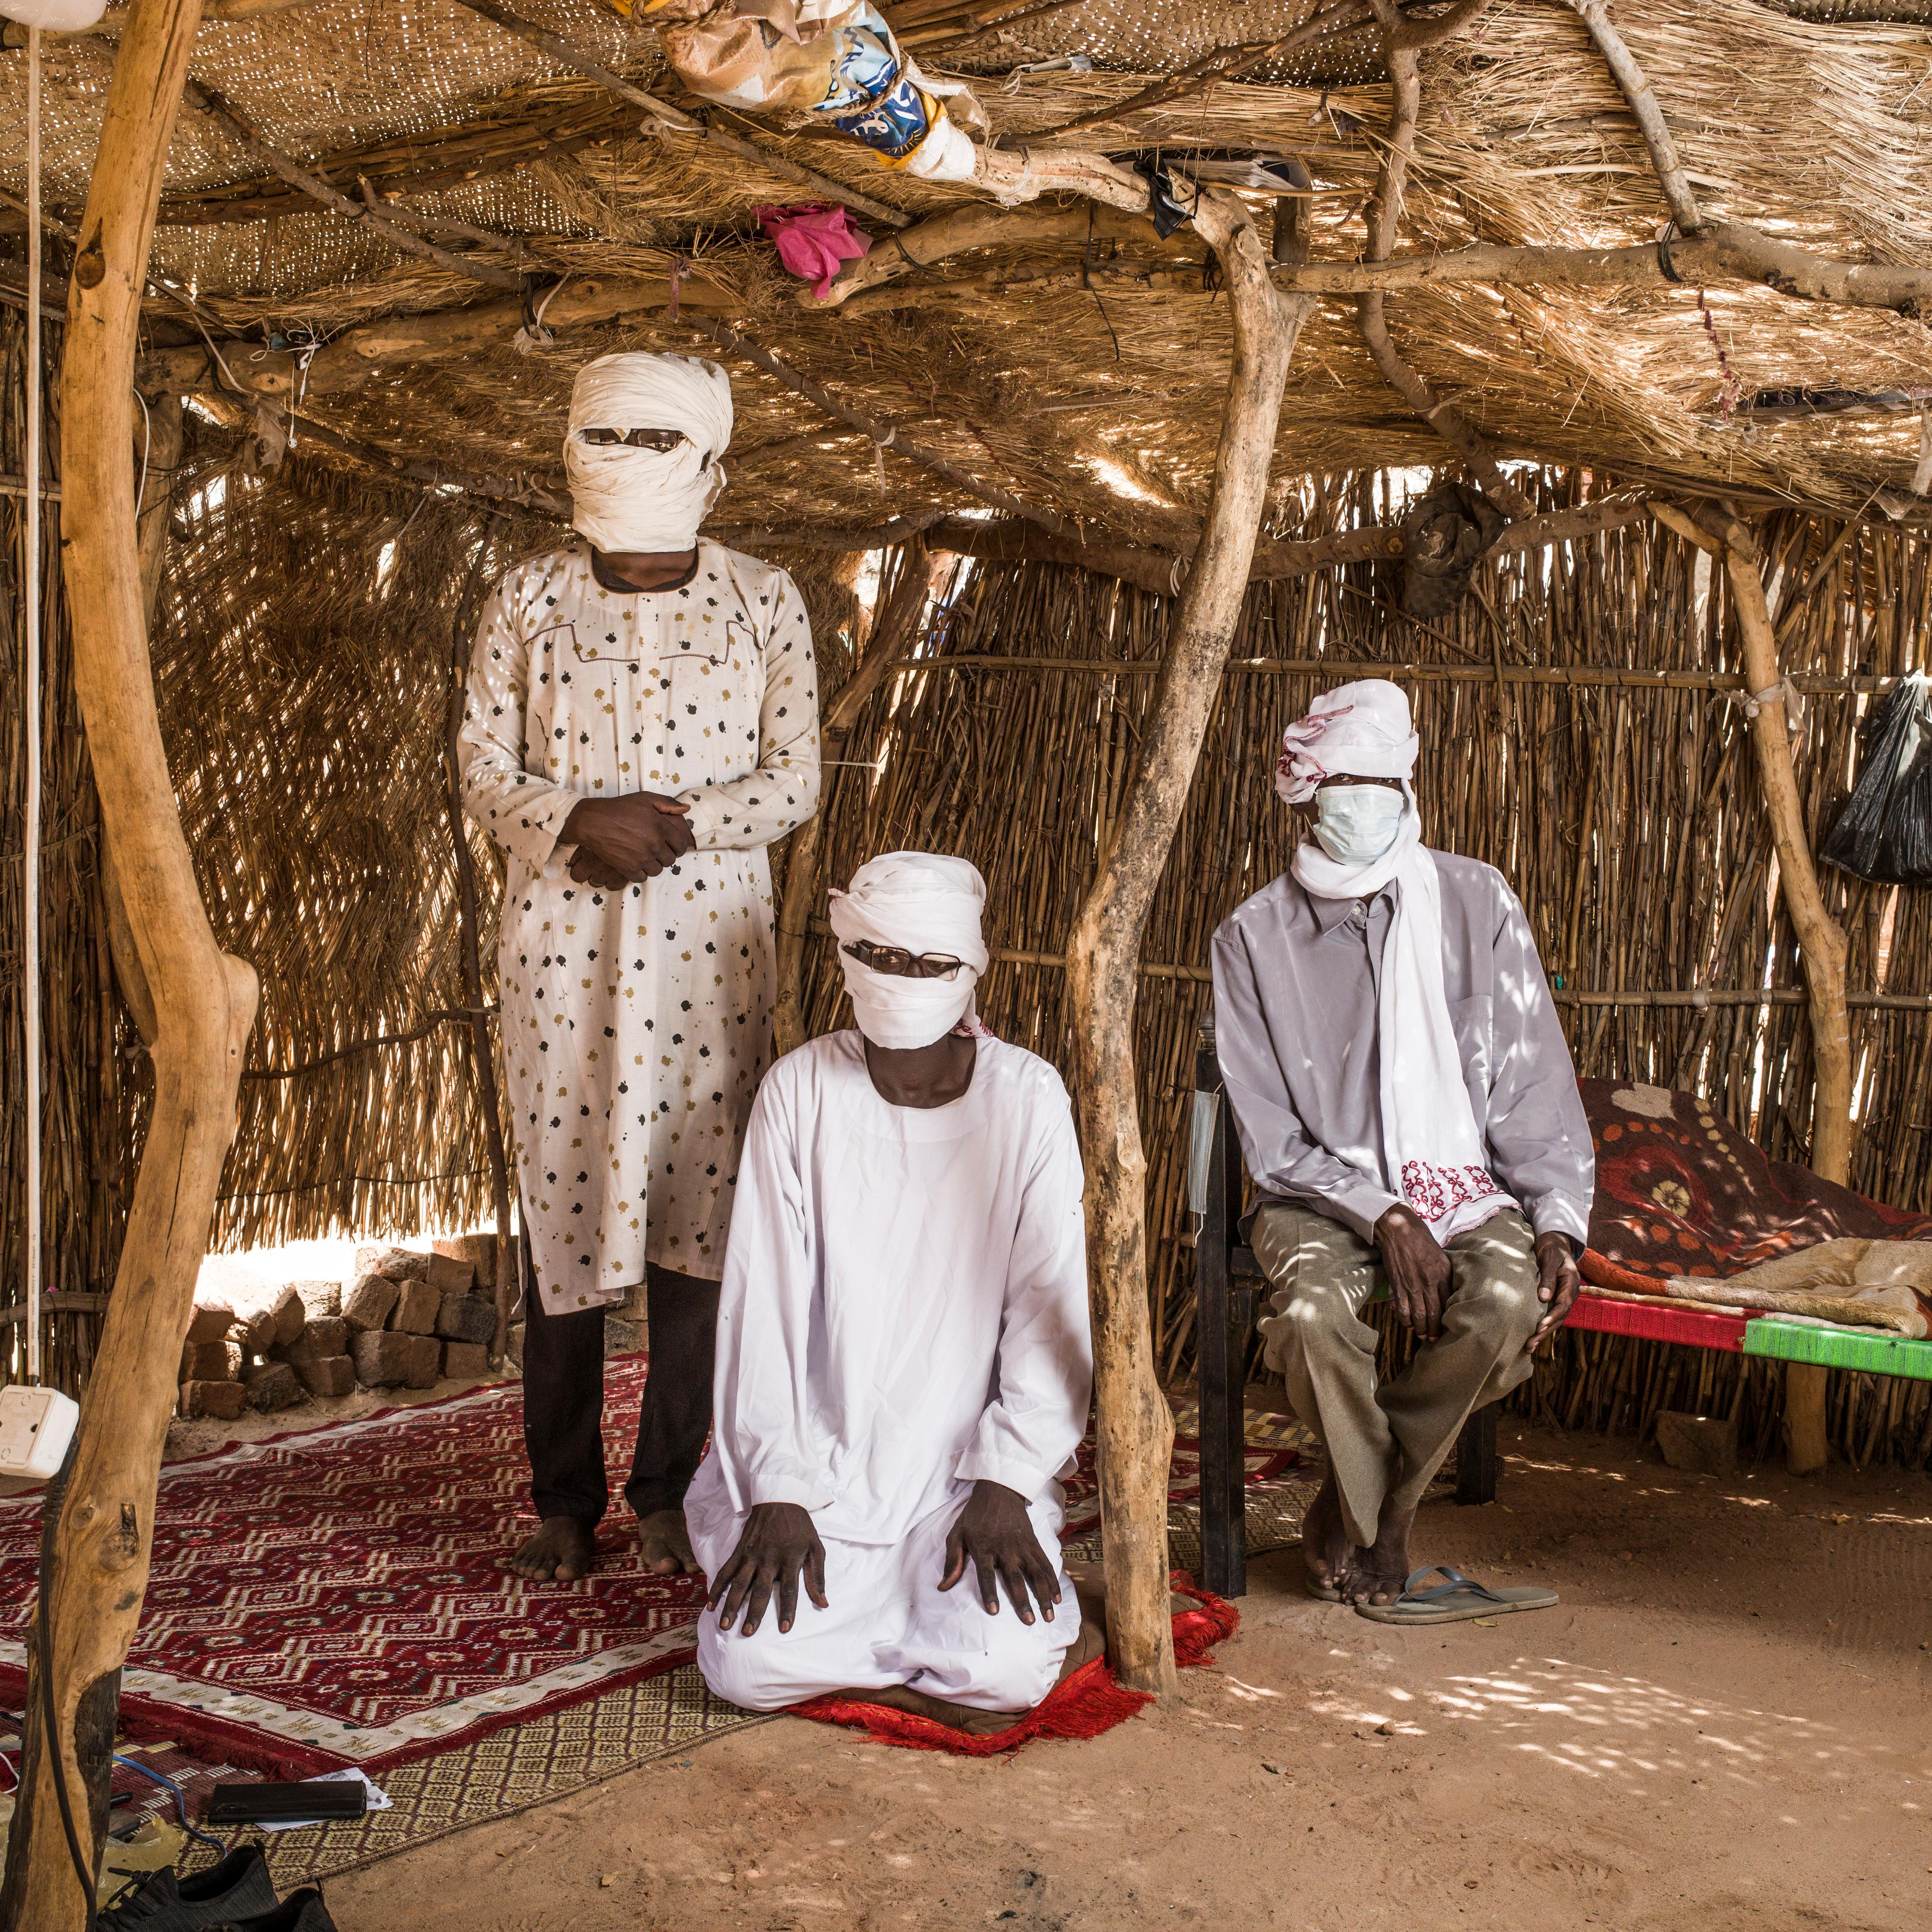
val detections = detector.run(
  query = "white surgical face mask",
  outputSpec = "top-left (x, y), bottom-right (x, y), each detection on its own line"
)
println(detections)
top-left (1312, 784), bottom-right (1406, 866)
top-left (841, 955), bottom-right (977, 1051)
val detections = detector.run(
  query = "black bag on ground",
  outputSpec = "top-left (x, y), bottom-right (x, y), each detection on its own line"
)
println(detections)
top-left (1820, 671), bottom-right (1932, 883)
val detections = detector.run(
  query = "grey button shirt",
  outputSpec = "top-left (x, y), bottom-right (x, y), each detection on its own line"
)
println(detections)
top-left (1210, 850), bottom-right (1594, 1248)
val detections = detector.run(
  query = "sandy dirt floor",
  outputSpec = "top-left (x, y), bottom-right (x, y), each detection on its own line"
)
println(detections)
top-left (321, 1419), bottom-right (1932, 1932)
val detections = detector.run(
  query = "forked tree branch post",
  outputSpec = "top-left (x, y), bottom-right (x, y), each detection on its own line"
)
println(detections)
top-left (0, 2), bottom-right (261, 1924)
top-left (1693, 505), bottom-right (1848, 1476)
top-left (1064, 185), bottom-right (1314, 1693)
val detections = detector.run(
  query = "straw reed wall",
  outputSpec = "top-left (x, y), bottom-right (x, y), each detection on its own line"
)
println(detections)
top-left (0, 311), bottom-right (130, 1393)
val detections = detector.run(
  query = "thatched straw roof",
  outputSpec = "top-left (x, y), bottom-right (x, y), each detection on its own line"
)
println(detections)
top-left (5, 0), bottom-right (1929, 537)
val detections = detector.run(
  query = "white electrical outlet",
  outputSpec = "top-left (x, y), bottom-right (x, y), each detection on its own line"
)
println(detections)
top-left (0, 1384), bottom-right (79, 1481)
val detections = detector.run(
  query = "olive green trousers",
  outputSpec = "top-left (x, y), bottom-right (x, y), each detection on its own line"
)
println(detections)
top-left (1249, 1203), bottom-right (1543, 1548)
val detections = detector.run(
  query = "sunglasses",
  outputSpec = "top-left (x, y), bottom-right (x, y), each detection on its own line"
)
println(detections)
top-left (841, 940), bottom-right (965, 982)
top-left (578, 428), bottom-right (692, 452)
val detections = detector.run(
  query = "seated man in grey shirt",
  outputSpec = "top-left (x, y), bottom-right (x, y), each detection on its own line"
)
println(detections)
top-left (1211, 680), bottom-right (1593, 1615)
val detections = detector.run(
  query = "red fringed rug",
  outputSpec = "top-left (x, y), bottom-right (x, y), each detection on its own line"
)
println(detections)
top-left (1579, 1078), bottom-right (1932, 1312)
top-left (793, 1579), bottom-right (1239, 1757)
top-left (0, 1367), bottom-right (1291, 1781)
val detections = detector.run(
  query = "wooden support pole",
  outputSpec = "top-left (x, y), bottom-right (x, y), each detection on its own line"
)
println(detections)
top-left (772, 542), bottom-right (948, 1056)
top-left (1698, 506), bottom-right (1848, 1477)
top-left (0, 3), bottom-right (260, 1923)
top-left (1064, 188), bottom-right (1311, 1693)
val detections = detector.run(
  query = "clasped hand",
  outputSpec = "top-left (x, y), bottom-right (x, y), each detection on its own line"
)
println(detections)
top-left (561, 791), bottom-right (694, 890)
top-left (708, 1482), bottom-right (1061, 1638)
top-left (1373, 1204), bottom-right (1581, 1351)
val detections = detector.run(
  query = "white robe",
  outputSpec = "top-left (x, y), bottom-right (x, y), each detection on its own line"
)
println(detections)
top-left (686, 1030), bottom-right (1093, 1712)
top-left (459, 538), bottom-right (821, 1312)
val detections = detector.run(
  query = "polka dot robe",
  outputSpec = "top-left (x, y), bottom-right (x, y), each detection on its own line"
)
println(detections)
top-left (458, 538), bottom-right (822, 1313)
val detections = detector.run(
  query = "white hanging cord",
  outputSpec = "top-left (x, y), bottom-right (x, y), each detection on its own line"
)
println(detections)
top-left (23, 26), bottom-right (43, 1387)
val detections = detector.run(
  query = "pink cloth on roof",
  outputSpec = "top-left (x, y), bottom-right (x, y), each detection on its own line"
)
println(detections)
top-left (754, 203), bottom-right (872, 298)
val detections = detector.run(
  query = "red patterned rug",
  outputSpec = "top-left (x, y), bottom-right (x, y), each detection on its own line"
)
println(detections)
top-left (0, 1362), bottom-right (1292, 1781)
top-left (1580, 1078), bottom-right (1932, 1307)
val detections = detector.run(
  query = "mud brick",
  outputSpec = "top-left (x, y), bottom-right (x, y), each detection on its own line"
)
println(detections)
top-left (441, 1340), bottom-right (489, 1383)
top-left (271, 1285), bottom-right (307, 1347)
top-left (186, 1302), bottom-right (236, 1345)
top-left (435, 1291), bottom-right (496, 1345)
top-left (285, 1316), bottom-right (349, 1360)
top-left (352, 1329), bottom-right (416, 1387)
top-left (425, 1250), bottom-right (475, 1295)
top-left (293, 1353), bottom-right (356, 1399)
top-left (229, 1283), bottom-right (303, 1354)
top-left (1655, 1410), bottom-right (1737, 1477)
top-left (342, 1272), bottom-right (399, 1333)
top-left (355, 1245), bottom-right (429, 1283)
top-left (243, 1361), bottom-right (304, 1412)
top-left (180, 1338), bottom-right (241, 1383)
top-left (401, 1333), bottom-right (441, 1390)
top-left (389, 1279), bottom-right (441, 1335)
top-left (179, 1380), bottom-right (248, 1421)
top-left (290, 1279), bottom-right (342, 1320)
top-left (434, 1231), bottom-right (499, 1270)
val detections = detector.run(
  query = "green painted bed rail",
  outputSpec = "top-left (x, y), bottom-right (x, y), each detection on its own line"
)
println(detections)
top-left (1741, 1317), bottom-right (1932, 1383)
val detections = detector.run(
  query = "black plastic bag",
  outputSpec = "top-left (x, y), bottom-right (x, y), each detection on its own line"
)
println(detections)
top-left (1820, 671), bottom-right (1932, 883)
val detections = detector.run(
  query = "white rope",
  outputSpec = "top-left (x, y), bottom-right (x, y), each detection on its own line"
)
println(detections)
top-left (23, 27), bottom-right (42, 1385)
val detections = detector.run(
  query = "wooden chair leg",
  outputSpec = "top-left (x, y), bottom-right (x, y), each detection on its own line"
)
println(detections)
top-left (1455, 1403), bottom-right (1498, 1506)
top-left (1195, 1246), bottom-right (1243, 1597)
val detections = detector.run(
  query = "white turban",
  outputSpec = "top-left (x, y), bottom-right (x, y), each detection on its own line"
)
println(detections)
top-left (564, 351), bottom-right (734, 553)
top-left (828, 852), bottom-right (990, 1050)
top-left (1274, 679), bottom-right (1419, 806)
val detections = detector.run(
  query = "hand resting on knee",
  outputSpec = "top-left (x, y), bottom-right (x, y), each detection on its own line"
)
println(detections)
top-left (940, 1480), bottom-right (1063, 1626)
top-left (709, 1502), bottom-right (828, 1636)
top-left (1375, 1204), bottom-right (1451, 1341)
top-left (1527, 1231), bottom-right (1582, 1351)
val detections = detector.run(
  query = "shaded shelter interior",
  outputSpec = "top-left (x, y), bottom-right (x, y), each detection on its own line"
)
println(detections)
top-left (5, 1), bottom-right (1932, 1437)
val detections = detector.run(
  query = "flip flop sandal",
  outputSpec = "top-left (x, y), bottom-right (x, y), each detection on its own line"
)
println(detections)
top-left (1353, 1563), bottom-right (1559, 1625)
top-left (1305, 1578), bottom-right (1343, 1602)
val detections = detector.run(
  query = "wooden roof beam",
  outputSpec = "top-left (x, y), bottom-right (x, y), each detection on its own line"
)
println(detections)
top-left (139, 267), bottom-right (742, 401)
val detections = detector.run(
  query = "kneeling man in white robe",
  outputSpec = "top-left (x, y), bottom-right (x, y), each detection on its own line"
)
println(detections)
top-left (685, 852), bottom-right (1097, 1729)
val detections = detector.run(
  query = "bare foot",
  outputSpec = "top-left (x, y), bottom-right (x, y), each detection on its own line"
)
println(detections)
top-left (637, 1507), bottom-right (696, 1577)
top-left (829, 1682), bottom-right (1025, 1737)
top-left (824, 1580), bottom-right (1108, 1737)
top-left (1343, 1490), bottom-right (1417, 1608)
top-left (1301, 1465), bottom-right (1352, 1596)
top-left (511, 1515), bottom-right (596, 1582)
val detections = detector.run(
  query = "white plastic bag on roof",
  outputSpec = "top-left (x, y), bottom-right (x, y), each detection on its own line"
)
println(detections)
top-left (1, 0), bottom-right (112, 31)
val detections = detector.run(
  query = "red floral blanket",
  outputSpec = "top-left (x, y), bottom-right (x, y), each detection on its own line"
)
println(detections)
top-left (1580, 1080), bottom-right (1932, 1304)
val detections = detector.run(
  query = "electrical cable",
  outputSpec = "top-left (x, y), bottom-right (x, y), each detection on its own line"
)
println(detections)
top-left (110, 1756), bottom-right (224, 1853)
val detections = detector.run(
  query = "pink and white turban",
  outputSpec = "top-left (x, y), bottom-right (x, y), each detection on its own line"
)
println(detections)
top-left (1274, 679), bottom-right (1419, 806)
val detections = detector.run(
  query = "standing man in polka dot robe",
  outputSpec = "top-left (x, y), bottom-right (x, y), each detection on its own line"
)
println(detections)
top-left (460, 350), bottom-right (821, 1582)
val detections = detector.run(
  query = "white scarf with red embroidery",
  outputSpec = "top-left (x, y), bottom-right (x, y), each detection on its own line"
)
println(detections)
top-left (1291, 789), bottom-right (1515, 1241)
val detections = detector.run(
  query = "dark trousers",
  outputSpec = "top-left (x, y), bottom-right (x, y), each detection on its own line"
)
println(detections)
top-left (521, 1262), bottom-right (720, 1525)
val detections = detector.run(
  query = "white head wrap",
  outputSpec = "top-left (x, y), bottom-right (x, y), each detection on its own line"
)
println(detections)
top-left (1274, 679), bottom-right (1419, 806)
top-left (564, 351), bottom-right (734, 553)
top-left (828, 852), bottom-right (990, 1051)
